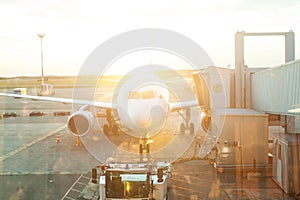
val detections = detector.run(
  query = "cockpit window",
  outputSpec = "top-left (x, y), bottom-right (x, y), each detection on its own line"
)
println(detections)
top-left (129, 90), bottom-right (155, 99)
top-left (142, 91), bottom-right (154, 99)
top-left (129, 91), bottom-right (140, 99)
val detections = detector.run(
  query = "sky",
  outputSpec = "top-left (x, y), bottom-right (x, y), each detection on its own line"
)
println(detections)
top-left (0, 0), bottom-right (300, 77)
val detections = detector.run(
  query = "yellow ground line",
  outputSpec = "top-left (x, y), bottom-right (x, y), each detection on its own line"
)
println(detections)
top-left (0, 125), bottom-right (66, 162)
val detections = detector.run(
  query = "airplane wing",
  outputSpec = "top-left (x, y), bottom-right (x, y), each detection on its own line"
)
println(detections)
top-left (169, 100), bottom-right (199, 112)
top-left (0, 93), bottom-right (117, 110)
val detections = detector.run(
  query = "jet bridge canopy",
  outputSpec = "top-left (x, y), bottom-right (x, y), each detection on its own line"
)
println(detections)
top-left (251, 59), bottom-right (300, 115)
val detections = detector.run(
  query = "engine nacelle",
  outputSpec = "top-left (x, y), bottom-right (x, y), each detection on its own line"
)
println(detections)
top-left (200, 111), bottom-right (211, 133)
top-left (67, 110), bottom-right (94, 137)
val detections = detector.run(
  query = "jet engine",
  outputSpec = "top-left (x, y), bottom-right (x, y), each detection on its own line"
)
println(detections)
top-left (67, 110), bottom-right (94, 137)
top-left (201, 112), bottom-right (211, 133)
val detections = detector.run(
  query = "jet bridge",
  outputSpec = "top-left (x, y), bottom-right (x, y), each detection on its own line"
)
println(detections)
top-left (193, 30), bottom-right (299, 195)
top-left (193, 67), bottom-right (269, 172)
top-left (251, 59), bottom-right (300, 114)
top-left (251, 59), bottom-right (300, 195)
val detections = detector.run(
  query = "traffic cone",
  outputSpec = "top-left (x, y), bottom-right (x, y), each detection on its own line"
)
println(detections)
top-left (56, 135), bottom-right (61, 143)
top-left (76, 137), bottom-right (81, 146)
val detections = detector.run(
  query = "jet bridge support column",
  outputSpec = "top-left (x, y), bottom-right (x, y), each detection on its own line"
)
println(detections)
top-left (235, 31), bottom-right (295, 108)
top-left (285, 31), bottom-right (295, 63)
top-left (235, 32), bottom-right (245, 108)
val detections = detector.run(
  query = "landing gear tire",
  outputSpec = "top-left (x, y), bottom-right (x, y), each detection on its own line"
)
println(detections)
top-left (189, 122), bottom-right (194, 134)
top-left (180, 123), bottom-right (185, 134)
top-left (112, 124), bottom-right (118, 134)
top-left (139, 141), bottom-right (150, 154)
top-left (139, 144), bottom-right (143, 154)
top-left (103, 124), bottom-right (109, 134)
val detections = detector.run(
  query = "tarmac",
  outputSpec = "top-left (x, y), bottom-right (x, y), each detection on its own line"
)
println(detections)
top-left (0, 86), bottom-right (295, 200)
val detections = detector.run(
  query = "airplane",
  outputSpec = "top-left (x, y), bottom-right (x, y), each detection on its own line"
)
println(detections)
top-left (0, 77), bottom-right (198, 139)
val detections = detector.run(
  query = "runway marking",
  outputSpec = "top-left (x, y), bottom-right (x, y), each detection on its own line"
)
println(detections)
top-left (0, 170), bottom-right (82, 175)
top-left (0, 125), bottom-right (66, 162)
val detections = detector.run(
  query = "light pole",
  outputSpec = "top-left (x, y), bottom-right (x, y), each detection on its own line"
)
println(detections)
top-left (37, 33), bottom-right (45, 85)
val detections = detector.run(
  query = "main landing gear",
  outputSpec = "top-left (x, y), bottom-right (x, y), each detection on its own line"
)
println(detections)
top-left (178, 108), bottom-right (194, 134)
top-left (103, 109), bottom-right (118, 134)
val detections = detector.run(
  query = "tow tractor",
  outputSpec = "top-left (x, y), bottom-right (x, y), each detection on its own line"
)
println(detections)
top-left (96, 140), bottom-right (172, 200)
top-left (64, 161), bottom-right (172, 200)
top-left (74, 139), bottom-right (173, 200)
top-left (94, 161), bottom-right (171, 200)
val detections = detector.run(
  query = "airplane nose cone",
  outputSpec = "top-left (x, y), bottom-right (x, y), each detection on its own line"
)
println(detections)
top-left (131, 105), bottom-right (167, 131)
top-left (150, 105), bottom-right (167, 127)
top-left (136, 117), bottom-right (152, 127)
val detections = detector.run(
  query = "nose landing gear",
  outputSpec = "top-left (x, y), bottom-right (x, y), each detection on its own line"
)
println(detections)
top-left (180, 122), bottom-right (194, 134)
top-left (139, 138), bottom-right (151, 162)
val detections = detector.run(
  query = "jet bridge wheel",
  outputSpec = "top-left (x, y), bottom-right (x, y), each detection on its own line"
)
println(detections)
top-left (112, 124), bottom-right (118, 134)
top-left (103, 123), bottom-right (118, 134)
top-left (180, 123), bottom-right (185, 134)
top-left (189, 122), bottom-right (194, 134)
top-left (103, 124), bottom-right (109, 134)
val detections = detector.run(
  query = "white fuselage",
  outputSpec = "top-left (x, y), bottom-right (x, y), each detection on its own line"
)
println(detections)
top-left (117, 85), bottom-right (169, 137)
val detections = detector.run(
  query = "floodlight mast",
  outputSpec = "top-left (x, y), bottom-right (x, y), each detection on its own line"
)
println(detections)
top-left (37, 34), bottom-right (45, 85)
